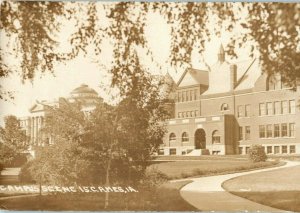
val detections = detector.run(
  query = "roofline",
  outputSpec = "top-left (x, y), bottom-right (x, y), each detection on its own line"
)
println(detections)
top-left (176, 67), bottom-right (209, 87)
top-left (234, 58), bottom-right (257, 89)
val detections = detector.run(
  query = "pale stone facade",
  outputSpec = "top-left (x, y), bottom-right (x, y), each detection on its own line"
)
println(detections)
top-left (19, 84), bottom-right (102, 151)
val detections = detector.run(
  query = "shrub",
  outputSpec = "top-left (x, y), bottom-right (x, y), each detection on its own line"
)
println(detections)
top-left (19, 161), bottom-right (35, 184)
top-left (248, 145), bottom-right (267, 162)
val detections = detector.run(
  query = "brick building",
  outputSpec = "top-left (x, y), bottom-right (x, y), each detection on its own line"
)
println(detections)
top-left (161, 45), bottom-right (300, 155)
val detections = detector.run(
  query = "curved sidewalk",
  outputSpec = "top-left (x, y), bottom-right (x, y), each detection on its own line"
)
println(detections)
top-left (179, 160), bottom-right (300, 211)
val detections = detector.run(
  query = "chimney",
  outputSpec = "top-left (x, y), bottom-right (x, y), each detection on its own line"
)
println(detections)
top-left (218, 44), bottom-right (225, 63)
top-left (230, 64), bottom-right (237, 90)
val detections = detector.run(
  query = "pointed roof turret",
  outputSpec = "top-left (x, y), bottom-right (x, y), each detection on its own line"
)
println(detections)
top-left (218, 44), bottom-right (225, 63)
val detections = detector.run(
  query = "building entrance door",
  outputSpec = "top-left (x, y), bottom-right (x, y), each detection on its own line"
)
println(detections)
top-left (195, 129), bottom-right (206, 149)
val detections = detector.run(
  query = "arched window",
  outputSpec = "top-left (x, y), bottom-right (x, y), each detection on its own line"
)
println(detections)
top-left (169, 133), bottom-right (176, 143)
top-left (221, 103), bottom-right (229, 111)
top-left (212, 130), bottom-right (221, 144)
top-left (182, 132), bottom-right (189, 142)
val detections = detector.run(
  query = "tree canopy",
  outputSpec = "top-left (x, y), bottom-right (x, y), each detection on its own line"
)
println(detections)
top-left (1, 2), bottom-right (299, 100)
top-left (0, 115), bottom-right (29, 167)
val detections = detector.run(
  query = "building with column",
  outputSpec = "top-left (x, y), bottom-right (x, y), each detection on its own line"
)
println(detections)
top-left (19, 84), bottom-right (102, 150)
top-left (161, 45), bottom-right (300, 156)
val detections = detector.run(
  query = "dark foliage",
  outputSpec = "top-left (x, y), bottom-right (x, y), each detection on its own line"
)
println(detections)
top-left (248, 145), bottom-right (267, 162)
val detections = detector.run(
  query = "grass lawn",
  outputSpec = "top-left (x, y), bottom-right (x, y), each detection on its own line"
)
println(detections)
top-left (149, 159), bottom-right (279, 179)
top-left (222, 165), bottom-right (300, 212)
top-left (0, 181), bottom-right (196, 211)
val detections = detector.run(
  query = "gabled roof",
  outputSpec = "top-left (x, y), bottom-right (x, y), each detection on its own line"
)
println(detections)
top-left (29, 103), bottom-right (45, 113)
top-left (234, 58), bottom-right (261, 91)
top-left (202, 58), bottom-right (261, 95)
top-left (177, 68), bottom-right (209, 87)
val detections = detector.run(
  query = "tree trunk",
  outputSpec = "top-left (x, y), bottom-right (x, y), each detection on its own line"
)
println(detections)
top-left (104, 149), bottom-right (112, 209)
top-left (39, 175), bottom-right (42, 196)
top-left (39, 174), bottom-right (42, 210)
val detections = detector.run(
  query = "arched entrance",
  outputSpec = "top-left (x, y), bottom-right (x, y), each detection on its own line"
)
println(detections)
top-left (194, 129), bottom-right (206, 149)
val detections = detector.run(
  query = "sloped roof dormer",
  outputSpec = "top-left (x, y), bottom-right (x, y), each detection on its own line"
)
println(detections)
top-left (177, 68), bottom-right (209, 88)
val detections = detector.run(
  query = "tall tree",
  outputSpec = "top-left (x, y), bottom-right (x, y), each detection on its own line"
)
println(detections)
top-left (0, 115), bottom-right (29, 167)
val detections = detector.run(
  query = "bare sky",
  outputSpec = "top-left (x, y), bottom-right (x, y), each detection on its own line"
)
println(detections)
top-left (0, 4), bottom-right (254, 126)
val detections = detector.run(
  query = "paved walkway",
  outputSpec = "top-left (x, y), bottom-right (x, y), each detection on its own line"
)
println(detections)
top-left (178, 160), bottom-right (300, 211)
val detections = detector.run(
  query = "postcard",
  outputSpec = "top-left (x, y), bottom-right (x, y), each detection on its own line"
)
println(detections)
top-left (0, 1), bottom-right (299, 212)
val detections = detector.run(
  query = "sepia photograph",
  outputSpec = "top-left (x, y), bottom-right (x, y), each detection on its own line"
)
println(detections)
top-left (0, 1), bottom-right (300, 212)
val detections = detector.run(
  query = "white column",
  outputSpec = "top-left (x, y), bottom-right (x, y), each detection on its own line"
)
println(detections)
top-left (31, 117), bottom-right (34, 145)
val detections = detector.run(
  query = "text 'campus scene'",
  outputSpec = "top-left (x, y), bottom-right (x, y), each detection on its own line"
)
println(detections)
top-left (0, 1), bottom-right (300, 212)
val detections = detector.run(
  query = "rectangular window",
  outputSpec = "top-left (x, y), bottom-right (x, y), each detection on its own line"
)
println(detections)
top-left (282, 101), bottom-right (288, 114)
top-left (290, 145), bottom-right (296, 154)
top-left (281, 123), bottom-right (288, 137)
top-left (182, 92), bottom-right (185, 102)
top-left (186, 112), bottom-right (189, 118)
top-left (267, 146), bottom-right (272, 154)
top-left (274, 124), bottom-right (280, 137)
top-left (190, 111), bottom-right (193, 117)
top-left (274, 101), bottom-right (281, 114)
top-left (259, 125), bottom-right (266, 138)
top-left (289, 100), bottom-right (296, 114)
top-left (239, 127), bottom-right (243, 140)
top-left (178, 92), bottom-right (181, 102)
top-left (289, 123), bottom-right (295, 137)
top-left (195, 110), bottom-right (199, 117)
top-left (213, 136), bottom-right (221, 144)
top-left (239, 147), bottom-right (243, 155)
top-left (170, 148), bottom-right (176, 155)
top-left (238, 105), bottom-right (243, 118)
top-left (266, 102), bottom-right (273, 115)
top-left (274, 146), bottom-right (280, 154)
top-left (259, 103), bottom-right (265, 116)
top-left (266, 124), bottom-right (273, 138)
top-left (245, 105), bottom-right (251, 117)
top-left (282, 146), bottom-right (287, 154)
top-left (245, 126), bottom-right (251, 140)
top-left (194, 89), bottom-right (198, 100)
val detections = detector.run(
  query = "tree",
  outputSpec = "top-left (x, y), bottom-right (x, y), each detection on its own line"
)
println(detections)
top-left (0, 115), bottom-right (29, 168)
top-left (1, 2), bottom-right (299, 97)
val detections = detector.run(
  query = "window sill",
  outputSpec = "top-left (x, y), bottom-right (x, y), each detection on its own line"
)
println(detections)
top-left (258, 113), bottom-right (296, 117)
top-left (260, 137), bottom-right (295, 139)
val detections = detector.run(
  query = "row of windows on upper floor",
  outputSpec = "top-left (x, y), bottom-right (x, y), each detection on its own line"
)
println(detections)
top-left (238, 123), bottom-right (295, 141)
top-left (259, 100), bottom-right (296, 116)
top-left (175, 77), bottom-right (291, 103)
top-left (177, 89), bottom-right (200, 102)
top-left (176, 99), bottom-right (296, 119)
top-left (178, 110), bottom-right (199, 118)
top-left (258, 123), bottom-right (295, 139)
top-left (237, 99), bottom-right (296, 118)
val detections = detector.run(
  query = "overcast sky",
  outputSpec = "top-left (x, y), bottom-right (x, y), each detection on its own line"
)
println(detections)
top-left (0, 4), bottom-right (254, 126)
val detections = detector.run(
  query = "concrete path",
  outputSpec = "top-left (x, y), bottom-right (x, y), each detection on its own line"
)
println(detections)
top-left (178, 160), bottom-right (300, 211)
